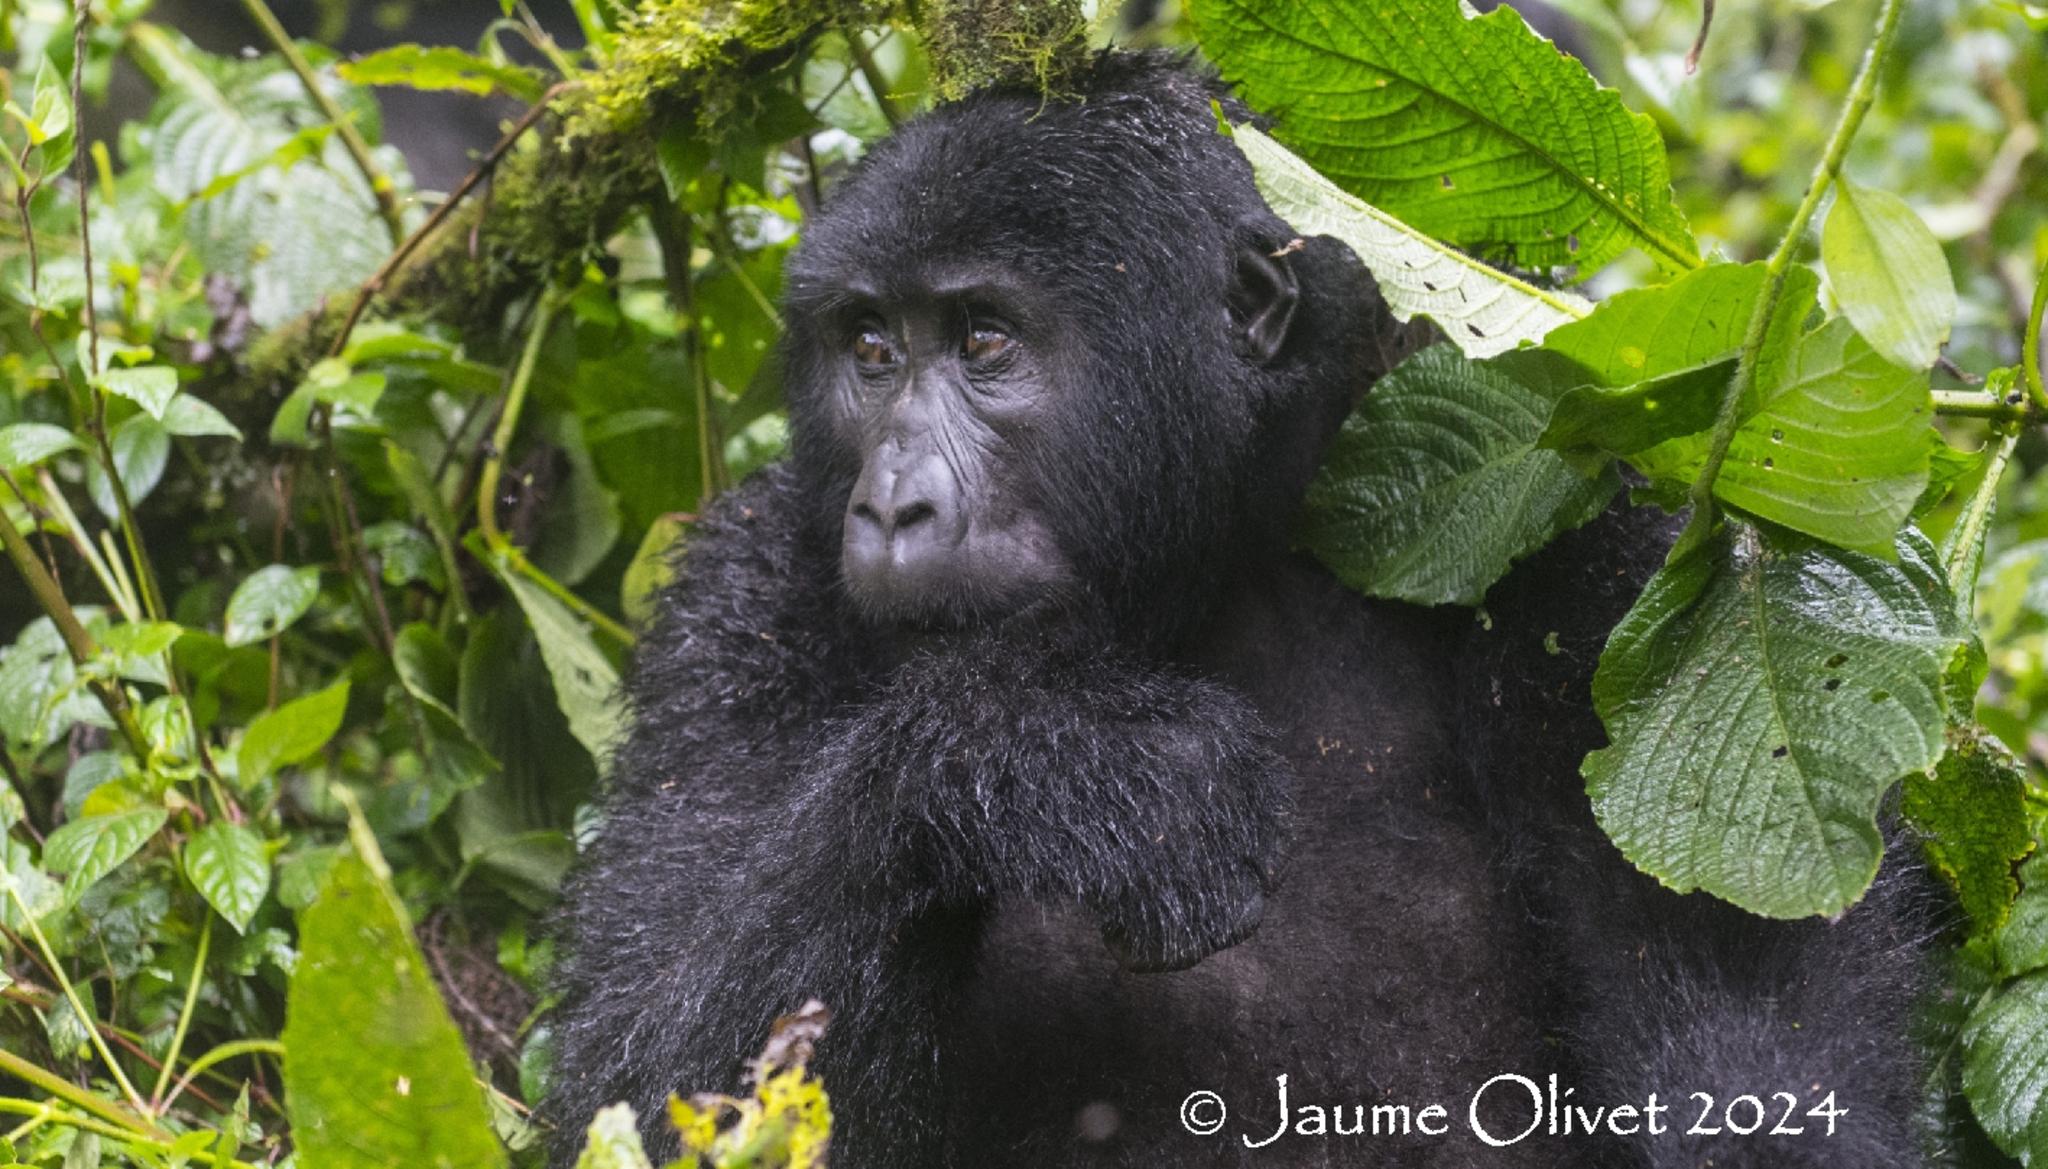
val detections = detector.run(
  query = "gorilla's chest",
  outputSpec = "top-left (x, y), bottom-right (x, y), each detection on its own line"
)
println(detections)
top-left (934, 560), bottom-right (1562, 1166)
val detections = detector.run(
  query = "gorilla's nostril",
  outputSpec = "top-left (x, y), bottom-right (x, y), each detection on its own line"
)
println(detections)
top-left (850, 501), bottom-right (882, 527)
top-left (894, 501), bottom-right (937, 530)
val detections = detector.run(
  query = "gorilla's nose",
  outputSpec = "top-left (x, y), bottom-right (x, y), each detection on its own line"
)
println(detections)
top-left (842, 454), bottom-right (966, 600)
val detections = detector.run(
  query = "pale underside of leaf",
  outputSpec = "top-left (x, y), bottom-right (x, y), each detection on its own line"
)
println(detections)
top-left (1239, 128), bottom-right (1586, 358)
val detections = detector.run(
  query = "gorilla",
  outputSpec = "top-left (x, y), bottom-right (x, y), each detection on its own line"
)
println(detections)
top-left (546, 51), bottom-right (1937, 1169)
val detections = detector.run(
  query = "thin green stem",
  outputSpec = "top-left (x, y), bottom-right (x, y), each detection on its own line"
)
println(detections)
top-left (2024, 255), bottom-right (2047, 412)
top-left (0, 887), bottom-right (155, 1125)
top-left (1944, 426), bottom-right (2020, 593)
top-left (158, 1039), bottom-right (284, 1115)
top-left (0, 1099), bottom-right (260, 1169)
top-left (34, 469), bottom-right (127, 618)
top-left (234, 0), bottom-right (406, 246)
top-left (1678, 0), bottom-right (1904, 554)
top-left (150, 914), bottom-right (212, 1110)
top-left (0, 496), bottom-right (149, 756)
top-left (476, 292), bottom-right (561, 547)
top-left (847, 29), bottom-right (903, 128)
top-left (1932, 389), bottom-right (2038, 422)
top-left (0, 1051), bottom-right (154, 1139)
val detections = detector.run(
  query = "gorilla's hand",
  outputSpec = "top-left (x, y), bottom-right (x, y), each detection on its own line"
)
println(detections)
top-left (809, 632), bottom-right (1293, 972)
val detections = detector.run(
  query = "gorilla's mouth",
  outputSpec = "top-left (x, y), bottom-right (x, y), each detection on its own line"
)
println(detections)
top-left (838, 502), bottom-right (1074, 630)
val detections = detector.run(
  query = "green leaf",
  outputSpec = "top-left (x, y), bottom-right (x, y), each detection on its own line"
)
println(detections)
top-left (87, 413), bottom-right (172, 517)
top-left (96, 366), bottom-right (179, 420)
top-left (338, 44), bottom-right (546, 101)
top-left (1540, 264), bottom-right (1818, 457)
top-left (572, 1105), bottom-right (654, 1169)
top-left (0, 423), bottom-right (84, 470)
top-left (1964, 972), bottom-right (2048, 1164)
top-left (161, 395), bottom-right (244, 440)
top-left (1234, 127), bottom-right (1588, 356)
top-left (1299, 345), bottom-right (1618, 605)
top-left (26, 56), bottom-right (74, 146)
top-left (223, 564), bottom-right (321, 647)
top-left (1584, 523), bottom-right (1965, 918)
top-left (499, 570), bottom-right (624, 767)
top-left (1821, 180), bottom-right (1956, 371)
top-left (1902, 727), bottom-right (2031, 937)
top-left (43, 807), bottom-right (167, 901)
top-left (238, 680), bottom-right (350, 788)
top-left (1999, 854), bottom-right (2048, 979)
top-left (1191, 0), bottom-right (1697, 275)
top-left (622, 515), bottom-right (687, 629)
top-left (183, 822), bottom-right (270, 933)
top-left (283, 851), bottom-right (509, 1169)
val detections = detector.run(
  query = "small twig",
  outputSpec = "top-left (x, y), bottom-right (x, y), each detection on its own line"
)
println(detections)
top-left (476, 293), bottom-right (562, 548)
top-left (847, 28), bottom-right (903, 127)
top-left (328, 83), bottom-right (573, 359)
top-left (235, 0), bottom-right (405, 245)
top-left (1684, 0), bottom-right (1717, 74)
top-left (150, 915), bottom-right (212, 1112)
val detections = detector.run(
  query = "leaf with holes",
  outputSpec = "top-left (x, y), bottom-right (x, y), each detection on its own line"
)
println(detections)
top-left (1585, 522), bottom-right (1964, 918)
top-left (183, 821), bottom-right (270, 933)
top-left (1299, 345), bottom-right (1617, 605)
top-left (1235, 127), bottom-right (1587, 357)
top-left (1191, 0), bottom-right (1697, 276)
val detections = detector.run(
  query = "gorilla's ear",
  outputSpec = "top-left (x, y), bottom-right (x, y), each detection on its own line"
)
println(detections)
top-left (1228, 224), bottom-right (1302, 366)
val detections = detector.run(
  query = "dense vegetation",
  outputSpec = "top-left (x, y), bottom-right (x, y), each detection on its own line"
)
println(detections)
top-left (0, 0), bottom-right (2045, 1165)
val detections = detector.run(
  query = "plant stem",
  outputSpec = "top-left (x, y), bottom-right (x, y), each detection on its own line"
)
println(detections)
top-left (150, 914), bottom-right (211, 1110)
top-left (234, 0), bottom-right (406, 246)
top-left (1932, 389), bottom-right (2037, 422)
top-left (847, 29), bottom-right (903, 127)
top-left (0, 1052), bottom-right (154, 1139)
top-left (0, 493), bottom-right (149, 756)
top-left (1677, 0), bottom-right (1904, 554)
top-left (1942, 425), bottom-right (2018, 593)
top-left (476, 292), bottom-right (561, 548)
top-left (158, 1039), bottom-right (285, 1115)
top-left (0, 1098), bottom-right (260, 1169)
top-left (2, 885), bottom-right (156, 1125)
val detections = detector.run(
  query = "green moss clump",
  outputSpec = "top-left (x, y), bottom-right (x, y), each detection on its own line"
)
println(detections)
top-left (914, 0), bottom-right (1091, 101)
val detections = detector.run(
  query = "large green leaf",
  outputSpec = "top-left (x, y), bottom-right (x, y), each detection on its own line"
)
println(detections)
top-left (1625, 318), bottom-right (1934, 555)
top-left (1298, 345), bottom-right (1618, 606)
top-left (183, 821), bottom-right (270, 933)
top-left (283, 850), bottom-right (507, 1169)
top-left (1191, 0), bottom-right (1697, 275)
top-left (43, 808), bottom-right (167, 903)
top-left (1235, 127), bottom-right (1587, 357)
top-left (1584, 523), bottom-right (1964, 918)
top-left (1821, 180), bottom-right (1956, 372)
top-left (238, 680), bottom-right (351, 788)
top-left (1965, 972), bottom-right (2048, 1165)
top-left (499, 571), bottom-right (624, 768)
top-left (1902, 727), bottom-right (2031, 937)
top-left (1540, 264), bottom-right (1818, 458)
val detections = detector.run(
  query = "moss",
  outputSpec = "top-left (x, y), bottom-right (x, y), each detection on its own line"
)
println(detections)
top-left (914, 0), bottom-right (1091, 101)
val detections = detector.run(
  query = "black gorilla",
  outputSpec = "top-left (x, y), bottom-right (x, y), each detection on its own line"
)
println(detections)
top-left (547, 53), bottom-right (1935, 1168)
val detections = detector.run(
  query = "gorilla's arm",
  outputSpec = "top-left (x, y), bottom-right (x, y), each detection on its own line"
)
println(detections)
top-left (1457, 503), bottom-right (1935, 1169)
top-left (546, 469), bottom-right (1289, 1164)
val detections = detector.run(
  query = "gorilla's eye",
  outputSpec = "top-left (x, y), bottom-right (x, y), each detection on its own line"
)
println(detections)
top-left (852, 325), bottom-right (898, 369)
top-left (963, 323), bottom-right (1011, 364)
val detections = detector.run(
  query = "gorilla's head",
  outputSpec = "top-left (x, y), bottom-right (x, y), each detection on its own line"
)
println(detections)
top-left (780, 52), bottom-right (1390, 647)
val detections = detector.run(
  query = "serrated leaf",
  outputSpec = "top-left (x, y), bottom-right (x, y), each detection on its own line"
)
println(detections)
top-left (1822, 180), bottom-right (1956, 371)
top-left (1584, 523), bottom-right (1964, 918)
top-left (161, 395), bottom-right (244, 440)
top-left (43, 807), bottom-right (167, 901)
top-left (184, 821), bottom-right (270, 932)
top-left (238, 679), bottom-right (350, 788)
top-left (1902, 727), bottom-right (2031, 937)
top-left (283, 851), bottom-right (508, 1169)
top-left (1191, 0), bottom-right (1698, 275)
top-left (499, 570), bottom-right (623, 767)
top-left (1235, 127), bottom-right (1586, 357)
top-left (339, 44), bottom-right (546, 101)
top-left (0, 423), bottom-right (84, 470)
top-left (96, 366), bottom-right (179, 419)
top-left (1964, 972), bottom-right (2048, 1164)
top-left (1299, 345), bottom-right (1618, 605)
top-left (1540, 264), bottom-right (1819, 457)
top-left (223, 564), bottom-right (321, 647)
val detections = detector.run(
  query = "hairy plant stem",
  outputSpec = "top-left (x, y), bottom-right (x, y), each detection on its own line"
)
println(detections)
top-left (1677, 0), bottom-right (1904, 557)
top-left (234, 0), bottom-right (404, 245)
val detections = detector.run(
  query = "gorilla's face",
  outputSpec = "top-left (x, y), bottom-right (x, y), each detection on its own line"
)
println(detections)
top-left (822, 270), bottom-right (1074, 625)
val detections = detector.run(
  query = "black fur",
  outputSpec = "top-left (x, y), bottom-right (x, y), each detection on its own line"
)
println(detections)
top-left (546, 52), bottom-right (1936, 1168)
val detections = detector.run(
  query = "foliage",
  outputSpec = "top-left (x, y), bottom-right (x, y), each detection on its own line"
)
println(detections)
top-left (0, 0), bottom-right (2044, 1166)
